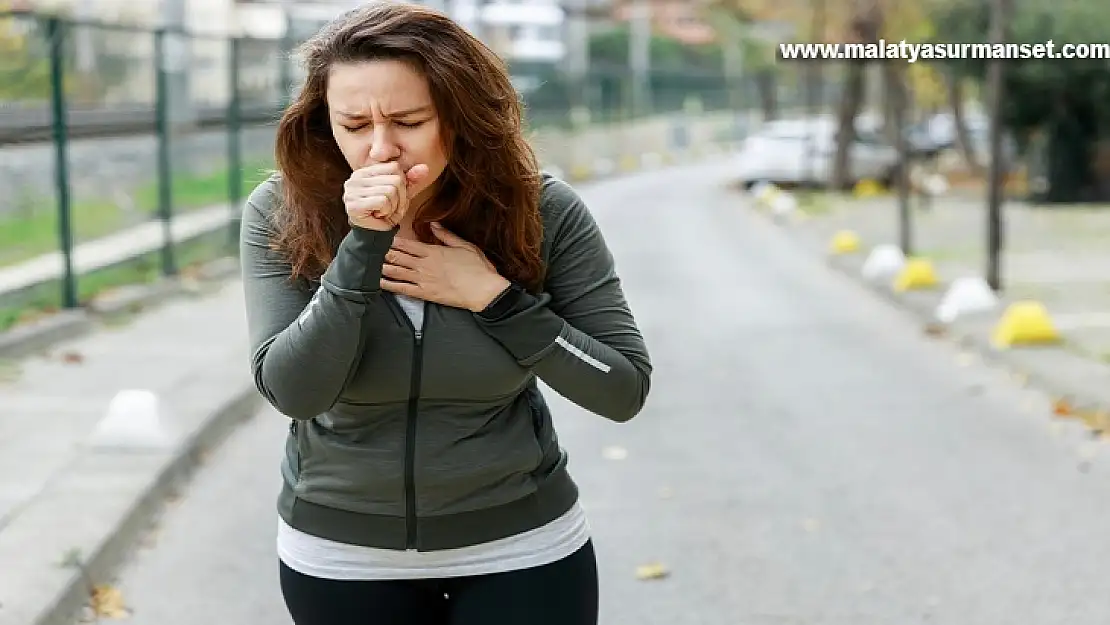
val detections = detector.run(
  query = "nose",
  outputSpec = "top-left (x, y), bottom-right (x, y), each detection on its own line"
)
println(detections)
top-left (366, 125), bottom-right (400, 164)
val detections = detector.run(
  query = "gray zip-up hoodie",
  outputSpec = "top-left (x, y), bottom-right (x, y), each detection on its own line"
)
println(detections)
top-left (240, 171), bottom-right (652, 551)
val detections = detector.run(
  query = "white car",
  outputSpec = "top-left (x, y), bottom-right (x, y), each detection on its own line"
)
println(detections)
top-left (734, 117), bottom-right (900, 190)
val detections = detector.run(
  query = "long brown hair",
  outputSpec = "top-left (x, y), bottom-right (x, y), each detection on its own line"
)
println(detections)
top-left (272, 2), bottom-right (545, 291)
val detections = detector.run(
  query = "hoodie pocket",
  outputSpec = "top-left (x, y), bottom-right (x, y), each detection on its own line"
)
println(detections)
top-left (295, 414), bottom-right (408, 517)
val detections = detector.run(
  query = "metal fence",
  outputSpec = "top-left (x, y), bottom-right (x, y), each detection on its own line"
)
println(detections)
top-left (0, 8), bottom-right (753, 331)
top-left (0, 10), bottom-right (294, 327)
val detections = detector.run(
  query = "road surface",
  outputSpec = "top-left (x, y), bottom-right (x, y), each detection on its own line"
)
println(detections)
top-left (96, 162), bottom-right (1110, 624)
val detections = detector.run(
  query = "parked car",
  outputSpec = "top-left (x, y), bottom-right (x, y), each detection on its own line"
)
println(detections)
top-left (733, 116), bottom-right (901, 190)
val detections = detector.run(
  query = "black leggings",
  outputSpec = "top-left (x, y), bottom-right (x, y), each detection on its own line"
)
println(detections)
top-left (279, 539), bottom-right (598, 625)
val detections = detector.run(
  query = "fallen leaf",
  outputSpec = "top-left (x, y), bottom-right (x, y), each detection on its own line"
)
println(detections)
top-left (635, 562), bottom-right (669, 580)
top-left (923, 323), bottom-right (946, 337)
top-left (1052, 398), bottom-right (1074, 417)
top-left (90, 584), bottom-right (129, 619)
top-left (601, 446), bottom-right (627, 460)
top-left (60, 351), bottom-right (85, 364)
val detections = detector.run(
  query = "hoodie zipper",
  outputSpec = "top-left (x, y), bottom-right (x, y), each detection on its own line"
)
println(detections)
top-left (386, 294), bottom-right (426, 550)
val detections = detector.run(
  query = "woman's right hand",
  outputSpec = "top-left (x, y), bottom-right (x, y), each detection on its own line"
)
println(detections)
top-left (343, 162), bottom-right (430, 231)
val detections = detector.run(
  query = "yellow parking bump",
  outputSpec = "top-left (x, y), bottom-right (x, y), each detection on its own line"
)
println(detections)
top-left (569, 163), bottom-right (593, 181)
top-left (829, 230), bottom-right (861, 254)
top-left (893, 257), bottom-right (939, 291)
top-left (991, 301), bottom-right (1061, 349)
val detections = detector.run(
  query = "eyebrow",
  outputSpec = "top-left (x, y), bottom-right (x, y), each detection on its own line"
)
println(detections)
top-left (337, 105), bottom-right (432, 119)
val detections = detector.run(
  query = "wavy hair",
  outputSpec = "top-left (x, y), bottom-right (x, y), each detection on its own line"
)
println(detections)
top-left (271, 1), bottom-right (545, 291)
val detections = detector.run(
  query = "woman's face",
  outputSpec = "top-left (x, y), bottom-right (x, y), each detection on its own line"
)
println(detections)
top-left (326, 59), bottom-right (449, 208)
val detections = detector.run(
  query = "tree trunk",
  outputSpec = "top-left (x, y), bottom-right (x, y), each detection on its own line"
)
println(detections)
top-left (946, 71), bottom-right (981, 173)
top-left (756, 69), bottom-right (777, 121)
top-left (831, 64), bottom-right (864, 189)
top-left (831, 0), bottom-right (881, 189)
top-left (1045, 95), bottom-right (1094, 203)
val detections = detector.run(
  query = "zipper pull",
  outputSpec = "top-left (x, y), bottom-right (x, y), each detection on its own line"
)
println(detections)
top-left (415, 330), bottom-right (423, 342)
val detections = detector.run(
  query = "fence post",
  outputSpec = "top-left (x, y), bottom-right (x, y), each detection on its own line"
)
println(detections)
top-left (154, 27), bottom-right (177, 276)
top-left (46, 16), bottom-right (78, 309)
top-left (227, 36), bottom-right (243, 249)
top-left (280, 12), bottom-right (294, 109)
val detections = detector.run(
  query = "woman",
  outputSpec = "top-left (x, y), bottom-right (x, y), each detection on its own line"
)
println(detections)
top-left (239, 2), bottom-right (652, 624)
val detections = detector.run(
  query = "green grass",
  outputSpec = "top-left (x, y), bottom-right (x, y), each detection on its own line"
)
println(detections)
top-left (915, 246), bottom-right (982, 263)
top-left (795, 191), bottom-right (834, 215)
top-left (0, 157), bottom-right (272, 333)
top-left (0, 157), bottom-right (273, 267)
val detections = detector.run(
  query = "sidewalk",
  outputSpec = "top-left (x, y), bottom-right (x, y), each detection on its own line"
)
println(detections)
top-left (742, 185), bottom-right (1110, 423)
top-left (774, 192), bottom-right (1110, 358)
top-left (0, 281), bottom-right (259, 625)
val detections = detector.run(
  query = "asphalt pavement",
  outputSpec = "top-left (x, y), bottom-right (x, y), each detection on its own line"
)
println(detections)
top-left (94, 162), bottom-right (1110, 624)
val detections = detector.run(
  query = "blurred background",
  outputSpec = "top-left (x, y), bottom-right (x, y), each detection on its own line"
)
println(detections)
top-left (0, 0), bottom-right (751, 325)
top-left (8, 1), bottom-right (1110, 623)
top-left (4, 0), bottom-right (1098, 322)
top-left (3, 0), bottom-right (1103, 327)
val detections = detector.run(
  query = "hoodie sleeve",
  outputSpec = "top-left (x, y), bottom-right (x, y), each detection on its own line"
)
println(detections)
top-left (239, 175), bottom-right (398, 419)
top-left (472, 176), bottom-right (652, 422)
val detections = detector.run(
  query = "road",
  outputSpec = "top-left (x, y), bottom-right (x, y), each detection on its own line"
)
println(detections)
top-left (97, 162), bottom-right (1110, 624)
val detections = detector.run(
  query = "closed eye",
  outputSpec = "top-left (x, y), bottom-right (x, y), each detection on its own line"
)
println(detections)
top-left (340, 120), bottom-right (425, 132)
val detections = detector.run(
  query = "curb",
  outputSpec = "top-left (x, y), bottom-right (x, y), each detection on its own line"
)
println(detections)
top-left (745, 196), bottom-right (1110, 421)
top-left (0, 256), bottom-right (241, 361)
top-left (823, 253), bottom-right (1110, 412)
top-left (8, 380), bottom-right (263, 625)
top-left (0, 310), bottom-right (93, 360)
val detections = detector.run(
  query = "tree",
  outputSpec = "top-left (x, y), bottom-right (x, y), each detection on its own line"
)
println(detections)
top-left (0, 2), bottom-right (51, 101)
top-left (932, 0), bottom-right (1110, 201)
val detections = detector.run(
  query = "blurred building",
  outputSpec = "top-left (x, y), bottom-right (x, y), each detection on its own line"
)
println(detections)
top-left (459, 0), bottom-right (566, 64)
top-left (609, 0), bottom-right (715, 45)
top-left (11, 0), bottom-right (594, 104)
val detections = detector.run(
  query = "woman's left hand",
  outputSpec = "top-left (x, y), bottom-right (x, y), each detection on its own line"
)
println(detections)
top-left (381, 222), bottom-right (511, 312)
